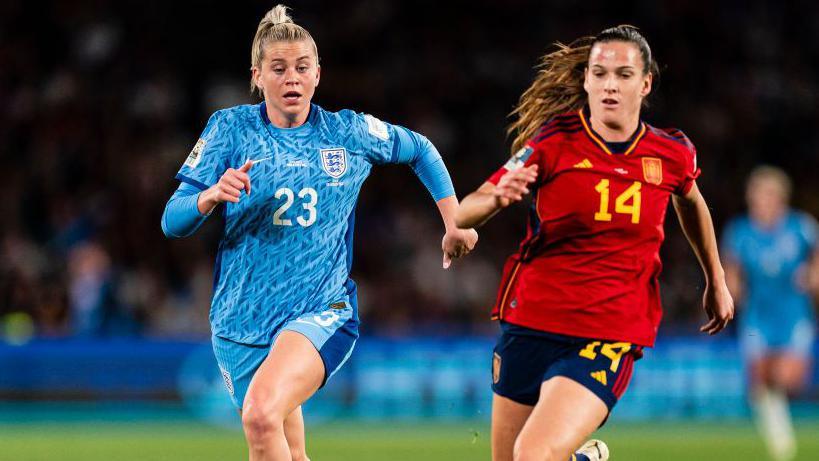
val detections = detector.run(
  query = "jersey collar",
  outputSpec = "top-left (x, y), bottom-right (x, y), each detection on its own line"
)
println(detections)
top-left (259, 101), bottom-right (317, 132)
top-left (579, 106), bottom-right (646, 156)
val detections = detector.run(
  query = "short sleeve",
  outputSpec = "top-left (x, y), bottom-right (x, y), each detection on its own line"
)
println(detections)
top-left (675, 136), bottom-right (701, 196)
top-left (176, 111), bottom-right (233, 190)
top-left (350, 112), bottom-right (399, 165)
top-left (487, 142), bottom-right (543, 185)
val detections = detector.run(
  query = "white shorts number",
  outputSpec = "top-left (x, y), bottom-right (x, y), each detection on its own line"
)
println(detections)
top-left (313, 310), bottom-right (340, 327)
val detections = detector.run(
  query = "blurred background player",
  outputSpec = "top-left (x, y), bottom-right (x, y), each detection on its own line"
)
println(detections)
top-left (161, 5), bottom-right (477, 460)
top-left (456, 26), bottom-right (734, 461)
top-left (722, 166), bottom-right (819, 461)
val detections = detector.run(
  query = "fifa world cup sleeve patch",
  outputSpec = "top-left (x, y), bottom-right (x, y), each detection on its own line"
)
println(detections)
top-left (364, 114), bottom-right (389, 141)
top-left (503, 146), bottom-right (535, 171)
top-left (184, 138), bottom-right (207, 169)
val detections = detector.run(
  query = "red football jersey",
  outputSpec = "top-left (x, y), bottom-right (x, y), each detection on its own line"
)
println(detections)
top-left (488, 107), bottom-right (700, 347)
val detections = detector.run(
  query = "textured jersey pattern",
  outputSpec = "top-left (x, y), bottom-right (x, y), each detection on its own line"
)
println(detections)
top-left (722, 212), bottom-right (817, 334)
top-left (487, 108), bottom-right (699, 347)
top-left (176, 103), bottom-right (399, 344)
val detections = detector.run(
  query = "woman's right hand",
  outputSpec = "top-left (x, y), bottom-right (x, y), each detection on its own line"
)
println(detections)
top-left (493, 164), bottom-right (538, 208)
top-left (197, 160), bottom-right (254, 215)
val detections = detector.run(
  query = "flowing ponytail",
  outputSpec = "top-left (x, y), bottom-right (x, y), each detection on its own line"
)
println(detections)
top-left (507, 37), bottom-right (594, 153)
top-left (507, 25), bottom-right (658, 154)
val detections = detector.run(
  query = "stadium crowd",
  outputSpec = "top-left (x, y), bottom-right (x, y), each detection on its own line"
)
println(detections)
top-left (1, 0), bottom-right (817, 338)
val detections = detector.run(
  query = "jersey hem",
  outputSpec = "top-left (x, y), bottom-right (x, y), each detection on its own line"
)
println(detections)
top-left (497, 317), bottom-right (656, 348)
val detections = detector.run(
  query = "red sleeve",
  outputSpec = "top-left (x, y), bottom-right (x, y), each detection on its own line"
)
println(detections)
top-left (487, 142), bottom-right (543, 185)
top-left (675, 136), bottom-right (701, 196)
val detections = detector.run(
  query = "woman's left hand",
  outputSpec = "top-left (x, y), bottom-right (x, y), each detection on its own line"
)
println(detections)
top-left (700, 279), bottom-right (735, 335)
top-left (442, 228), bottom-right (479, 269)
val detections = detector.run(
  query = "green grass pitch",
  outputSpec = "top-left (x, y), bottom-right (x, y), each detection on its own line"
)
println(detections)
top-left (1, 421), bottom-right (818, 460)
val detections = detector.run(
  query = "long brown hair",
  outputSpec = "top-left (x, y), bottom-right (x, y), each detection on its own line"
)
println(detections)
top-left (508, 25), bottom-right (658, 153)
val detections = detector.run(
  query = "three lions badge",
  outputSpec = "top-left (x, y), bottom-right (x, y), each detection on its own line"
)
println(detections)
top-left (320, 148), bottom-right (347, 179)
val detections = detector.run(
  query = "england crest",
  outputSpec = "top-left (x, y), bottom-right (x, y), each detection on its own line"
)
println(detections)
top-left (320, 148), bottom-right (348, 178)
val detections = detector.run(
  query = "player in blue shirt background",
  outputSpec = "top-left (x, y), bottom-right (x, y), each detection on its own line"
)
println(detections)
top-left (161, 5), bottom-right (478, 460)
top-left (722, 166), bottom-right (819, 461)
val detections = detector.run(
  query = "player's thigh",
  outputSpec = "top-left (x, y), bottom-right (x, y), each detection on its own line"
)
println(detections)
top-left (775, 320), bottom-right (816, 391)
top-left (741, 326), bottom-right (773, 389)
top-left (243, 330), bottom-right (325, 418)
top-left (492, 393), bottom-right (534, 461)
top-left (490, 330), bottom-right (562, 461)
top-left (515, 376), bottom-right (608, 461)
top-left (282, 302), bottom-right (359, 387)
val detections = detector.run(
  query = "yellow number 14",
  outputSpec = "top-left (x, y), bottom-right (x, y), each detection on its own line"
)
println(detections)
top-left (594, 180), bottom-right (641, 224)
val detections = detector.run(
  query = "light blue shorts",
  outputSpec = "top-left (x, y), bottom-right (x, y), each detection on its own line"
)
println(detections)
top-left (740, 319), bottom-right (815, 361)
top-left (211, 301), bottom-right (358, 409)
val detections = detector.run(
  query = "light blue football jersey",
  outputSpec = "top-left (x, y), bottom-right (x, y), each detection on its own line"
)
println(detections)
top-left (722, 211), bottom-right (817, 337)
top-left (176, 102), bottom-right (444, 345)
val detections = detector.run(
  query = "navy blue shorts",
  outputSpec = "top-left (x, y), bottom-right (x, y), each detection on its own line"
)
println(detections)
top-left (492, 322), bottom-right (641, 411)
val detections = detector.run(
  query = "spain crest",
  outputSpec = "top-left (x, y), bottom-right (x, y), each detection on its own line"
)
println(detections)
top-left (642, 157), bottom-right (663, 185)
top-left (493, 352), bottom-right (502, 384)
top-left (320, 147), bottom-right (347, 178)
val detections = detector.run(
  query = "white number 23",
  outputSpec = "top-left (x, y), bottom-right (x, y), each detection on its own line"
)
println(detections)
top-left (272, 187), bottom-right (318, 227)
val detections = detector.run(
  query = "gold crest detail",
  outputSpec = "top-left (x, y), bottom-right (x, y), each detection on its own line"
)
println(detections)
top-left (642, 157), bottom-right (663, 185)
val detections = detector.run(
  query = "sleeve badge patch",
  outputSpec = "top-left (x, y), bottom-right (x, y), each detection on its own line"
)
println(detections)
top-left (503, 146), bottom-right (534, 171)
top-left (184, 138), bottom-right (207, 169)
top-left (364, 114), bottom-right (389, 141)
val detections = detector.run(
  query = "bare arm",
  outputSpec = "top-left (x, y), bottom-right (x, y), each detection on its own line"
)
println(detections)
top-left (672, 182), bottom-right (735, 334)
top-left (455, 165), bottom-right (538, 229)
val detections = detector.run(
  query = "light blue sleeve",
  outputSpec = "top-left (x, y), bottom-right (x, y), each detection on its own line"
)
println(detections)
top-left (176, 110), bottom-right (233, 191)
top-left (353, 112), bottom-right (455, 201)
top-left (392, 126), bottom-right (455, 201)
top-left (161, 182), bottom-right (210, 238)
top-left (720, 219), bottom-right (742, 262)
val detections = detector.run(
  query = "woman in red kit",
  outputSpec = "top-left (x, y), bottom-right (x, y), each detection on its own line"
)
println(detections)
top-left (456, 26), bottom-right (734, 461)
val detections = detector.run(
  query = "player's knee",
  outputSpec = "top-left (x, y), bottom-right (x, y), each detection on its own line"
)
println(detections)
top-left (513, 437), bottom-right (558, 461)
top-left (780, 372), bottom-right (807, 396)
top-left (241, 404), bottom-right (285, 444)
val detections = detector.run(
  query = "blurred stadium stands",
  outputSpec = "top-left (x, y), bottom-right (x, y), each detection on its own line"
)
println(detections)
top-left (1, 0), bottom-right (818, 423)
top-left (1, 337), bottom-right (817, 423)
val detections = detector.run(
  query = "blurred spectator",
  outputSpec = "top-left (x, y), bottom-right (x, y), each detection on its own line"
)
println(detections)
top-left (0, 0), bottom-right (817, 338)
